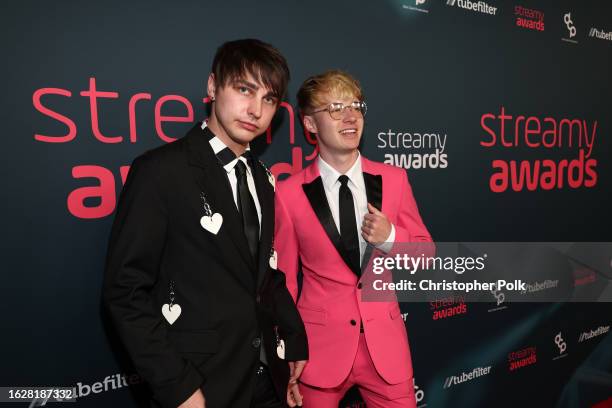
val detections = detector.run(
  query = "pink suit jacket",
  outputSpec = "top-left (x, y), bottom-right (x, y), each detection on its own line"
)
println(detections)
top-left (274, 156), bottom-right (432, 388)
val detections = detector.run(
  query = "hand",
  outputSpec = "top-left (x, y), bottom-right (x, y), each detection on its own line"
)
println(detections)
top-left (287, 382), bottom-right (303, 407)
top-left (362, 203), bottom-right (392, 245)
top-left (178, 389), bottom-right (205, 408)
top-left (287, 360), bottom-right (306, 407)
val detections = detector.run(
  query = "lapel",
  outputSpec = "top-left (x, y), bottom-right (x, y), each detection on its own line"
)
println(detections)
top-left (301, 160), bottom-right (362, 276)
top-left (185, 124), bottom-right (256, 281)
top-left (250, 157), bottom-right (274, 290)
top-left (301, 157), bottom-right (384, 277)
top-left (361, 158), bottom-right (383, 274)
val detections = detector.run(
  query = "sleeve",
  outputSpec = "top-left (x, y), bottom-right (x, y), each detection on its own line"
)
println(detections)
top-left (391, 171), bottom-right (435, 261)
top-left (271, 183), bottom-right (308, 361)
top-left (274, 184), bottom-right (300, 302)
top-left (267, 268), bottom-right (309, 361)
top-left (375, 224), bottom-right (396, 253)
top-left (393, 171), bottom-right (433, 244)
top-left (102, 153), bottom-right (204, 408)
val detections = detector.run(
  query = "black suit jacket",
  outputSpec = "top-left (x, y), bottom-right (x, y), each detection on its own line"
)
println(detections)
top-left (103, 124), bottom-right (308, 408)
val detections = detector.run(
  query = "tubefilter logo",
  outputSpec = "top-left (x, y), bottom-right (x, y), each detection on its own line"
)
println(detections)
top-left (446, 0), bottom-right (497, 16)
top-left (589, 27), bottom-right (612, 41)
top-left (443, 366), bottom-right (492, 388)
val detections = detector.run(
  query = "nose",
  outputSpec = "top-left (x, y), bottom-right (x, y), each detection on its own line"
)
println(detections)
top-left (248, 97), bottom-right (263, 120)
top-left (342, 108), bottom-right (358, 123)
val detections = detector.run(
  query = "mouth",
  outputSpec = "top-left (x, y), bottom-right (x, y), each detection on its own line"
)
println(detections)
top-left (238, 121), bottom-right (259, 132)
top-left (339, 128), bottom-right (358, 136)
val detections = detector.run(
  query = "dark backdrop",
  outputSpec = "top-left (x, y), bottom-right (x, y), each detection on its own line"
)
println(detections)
top-left (1, 1), bottom-right (611, 407)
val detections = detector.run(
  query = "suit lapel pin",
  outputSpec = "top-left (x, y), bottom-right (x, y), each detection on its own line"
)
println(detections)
top-left (162, 303), bottom-right (182, 324)
top-left (274, 326), bottom-right (286, 359)
top-left (269, 248), bottom-right (278, 270)
top-left (199, 192), bottom-right (223, 235)
top-left (162, 281), bottom-right (181, 324)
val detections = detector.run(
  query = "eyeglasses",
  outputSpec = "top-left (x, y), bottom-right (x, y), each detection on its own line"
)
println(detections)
top-left (310, 101), bottom-right (367, 120)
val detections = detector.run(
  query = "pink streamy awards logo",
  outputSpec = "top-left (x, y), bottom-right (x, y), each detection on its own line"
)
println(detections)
top-left (480, 106), bottom-right (598, 193)
top-left (33, 77), bottom-right (318, 219)
top-left (514, 5), bottom-right (545, 32)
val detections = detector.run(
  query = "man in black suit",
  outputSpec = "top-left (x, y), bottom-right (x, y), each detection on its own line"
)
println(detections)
top-left (103, 39), bottom-right (307, 408)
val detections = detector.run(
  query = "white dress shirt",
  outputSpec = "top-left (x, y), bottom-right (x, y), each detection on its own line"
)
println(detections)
top-left (317, 154), bottom-right (395, 263)
top-left (205, 126), bottom-right (262, 229)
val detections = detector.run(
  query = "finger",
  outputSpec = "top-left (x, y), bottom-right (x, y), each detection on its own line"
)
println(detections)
top-left (363, 213), bottom-right (376, 222)
top-left (292, 384), bottom-right (303, 406)
top-left (368, 203), bottom-right (381, 214)
top-left (287, 388), bottom-right (297, 407)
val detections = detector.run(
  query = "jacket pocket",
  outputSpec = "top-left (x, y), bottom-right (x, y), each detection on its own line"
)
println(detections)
top-left (298, 305), bottom-right (327, 326)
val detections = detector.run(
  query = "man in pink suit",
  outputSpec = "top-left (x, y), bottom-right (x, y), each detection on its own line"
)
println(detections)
top-left (274, 70), bottom-right (432, 407)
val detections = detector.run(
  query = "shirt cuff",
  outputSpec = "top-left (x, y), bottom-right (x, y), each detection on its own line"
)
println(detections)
top-left (375, 224), bottom-right (395, 253)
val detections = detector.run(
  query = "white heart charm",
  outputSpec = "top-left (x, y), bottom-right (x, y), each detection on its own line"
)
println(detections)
top-left (269, 249), bottom-right (278, 269)
top-left (276, 339), bottom-right (286, 360)
top-left (267, 173), bottom-right (275, 191)
top-left (200, 213), bottom-right (223, 235)
top-left (162, 303), bottom-right (182, 325)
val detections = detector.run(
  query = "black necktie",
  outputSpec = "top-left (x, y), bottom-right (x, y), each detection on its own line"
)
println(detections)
top-left (234, 160), bottom-right (260, 264)
top-left (338, 175), bottom-right (360, 275)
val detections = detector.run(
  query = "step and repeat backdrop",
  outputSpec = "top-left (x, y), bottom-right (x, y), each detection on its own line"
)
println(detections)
top-left (2, 0), bottom-right (611, 407)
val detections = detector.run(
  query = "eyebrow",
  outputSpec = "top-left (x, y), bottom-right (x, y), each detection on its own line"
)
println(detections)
top-left (329, 100), bottom-right (359, 105)
top-left (233, 78), bottom-right (259, 90)
top-left (233, 79), bottom-right (279, 99)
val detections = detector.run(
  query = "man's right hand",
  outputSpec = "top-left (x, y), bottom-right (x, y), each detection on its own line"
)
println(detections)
top-left (178, 389), bottom-right (205, 408)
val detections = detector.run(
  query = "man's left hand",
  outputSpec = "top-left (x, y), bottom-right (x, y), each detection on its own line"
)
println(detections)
top-left (287, 382), bottom-right (303, 407)
top-left (287, 360), bottom-right (306, 407)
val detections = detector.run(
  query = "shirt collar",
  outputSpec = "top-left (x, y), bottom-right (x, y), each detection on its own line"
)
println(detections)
top-left (203, 121), bottom-right (251, 174)
top-left (318, 152), bottom-right (364, 191)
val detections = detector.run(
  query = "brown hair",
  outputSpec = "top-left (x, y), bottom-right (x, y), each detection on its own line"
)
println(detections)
top-left (212, 39), bottom-right (290, 100)
top-left (297, 70), bottom-right (364, 113)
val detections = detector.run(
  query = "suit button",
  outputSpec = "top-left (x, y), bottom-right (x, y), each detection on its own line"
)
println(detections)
top-left (357, 283), bottom-right (363, 289)
top-left (252, 337), bottom-right (261, 348)
top-left (350, 319), bottom-right (357, 326)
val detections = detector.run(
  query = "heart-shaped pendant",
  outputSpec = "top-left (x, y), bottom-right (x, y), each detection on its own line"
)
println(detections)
top-left (269, 249), bottom-right (278, 269)
top-left (200, 213), bottom-right (223, 235)
top-left (162, 303), bottom-right (182, 324)
top-left (276, 339), bottom-right (285, 359)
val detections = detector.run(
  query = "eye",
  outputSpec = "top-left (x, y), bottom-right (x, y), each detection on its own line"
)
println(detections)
top-left (263, 96), bottom-right (278, 105)
top-left (352, 101), bottom-right (366, 114)
top-left (237, 86), bottom-right (252, 95)
top-left (329, 103), bottom-right (343, 113)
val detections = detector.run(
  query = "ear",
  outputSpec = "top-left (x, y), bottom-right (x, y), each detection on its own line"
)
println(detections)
top-left (303, 115), bottom-right (318, 134)
top-left (207, 73), bottom-right (216, 100)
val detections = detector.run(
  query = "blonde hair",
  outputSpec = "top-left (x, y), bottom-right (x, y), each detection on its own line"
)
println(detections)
top-left (297, 70), bottom-right (364, 114)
